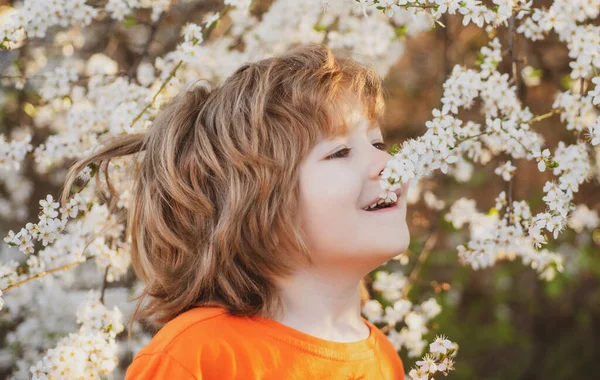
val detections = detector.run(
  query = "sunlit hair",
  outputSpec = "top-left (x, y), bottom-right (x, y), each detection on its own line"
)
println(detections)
top-left (60, 43), bottom-right (385, 331)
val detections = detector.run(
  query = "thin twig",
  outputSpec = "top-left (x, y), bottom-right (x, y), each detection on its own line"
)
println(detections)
top-left (497, 153), bottom-right (517, 225)
top-left (401, 231), bottom-right (440, 299)
top-left (128, 12), bottom-right (168, 80)
top-left (99, 265), bottom-right (110, 305)
top-left (508, 13), bottom-right (522, 96)
top-left (128, 6), bottom-right (231, 129)
top-left (202, 5), bottom-right (232, 41)
top-left (528, 108), bottom-right (561, 123)
top-left (1, 72), bottom-right (129, 82)
top-left (1, 256), bottom-right (95, 293)
top-left (451, 131), bottom-right (490, 149)
top-left (405, 4), bottom-right (437, 10)
top-left (321, 16), bottom-right (339, 45)
top-left (499, 125), bottom-right (534, 155)
top-left (504, 11), bottom-right (526, 232)
top-left (129, 59), bottom-right (183, 128)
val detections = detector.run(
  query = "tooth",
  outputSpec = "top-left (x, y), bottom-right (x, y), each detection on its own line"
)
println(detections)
top-left (364, 197), bottom-right (398, 210)
top-left (365, 201), bottom-right (378, 210)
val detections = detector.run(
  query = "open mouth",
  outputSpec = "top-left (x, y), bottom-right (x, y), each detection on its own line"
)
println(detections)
top-left (363, 200), bottom-right (397, 212)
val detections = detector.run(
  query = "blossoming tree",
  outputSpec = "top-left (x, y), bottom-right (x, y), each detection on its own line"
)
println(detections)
top-left (0, 0), bottom-right (599, 379)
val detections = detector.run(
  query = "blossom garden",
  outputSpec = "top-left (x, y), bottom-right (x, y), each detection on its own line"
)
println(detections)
top-left (1, 0), bottom-right (599, 379)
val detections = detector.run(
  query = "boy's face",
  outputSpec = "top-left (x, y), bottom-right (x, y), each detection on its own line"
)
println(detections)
top-left (297, 104), bottom-right (410, 278)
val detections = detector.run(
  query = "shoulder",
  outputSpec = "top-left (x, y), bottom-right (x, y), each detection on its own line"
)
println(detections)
top-left (126, 306), bottom-right (246, 379)
top-left (138, 306), bottom-right (231, 354)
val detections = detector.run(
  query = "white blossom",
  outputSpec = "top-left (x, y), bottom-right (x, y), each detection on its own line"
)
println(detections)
top-left (2, 1), bottom-right (600, 378)
top-left (495, 160), bottom-right (517, 181)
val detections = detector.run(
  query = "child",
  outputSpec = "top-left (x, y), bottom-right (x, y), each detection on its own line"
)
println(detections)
top-left (62, 43), bottom-right (409, 379)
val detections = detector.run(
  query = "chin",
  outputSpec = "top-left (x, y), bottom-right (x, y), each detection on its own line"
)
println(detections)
top-left (370, 244), bottom-right (410, 266)
top-left (384, 234), bottom-right (410, 260)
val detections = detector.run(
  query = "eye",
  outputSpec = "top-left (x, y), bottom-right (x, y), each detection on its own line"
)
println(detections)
top-left (327, 148), bottom-right (352, 159)
top-left (326, 142), bottom-right (388, 160)
top-left (373, 142), bottom-right (388, 150)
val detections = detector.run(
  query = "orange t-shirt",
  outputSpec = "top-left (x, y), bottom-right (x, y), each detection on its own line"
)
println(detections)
top-left (125, 306), bottom-right (405, 379)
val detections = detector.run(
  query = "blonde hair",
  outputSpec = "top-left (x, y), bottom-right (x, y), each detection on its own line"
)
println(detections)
top-left (60, 43), bottom-right (385, 331)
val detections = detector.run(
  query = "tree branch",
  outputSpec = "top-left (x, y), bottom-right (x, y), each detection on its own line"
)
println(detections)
top-left (99, 265), bottom-right (110, 305)
top-left (1, 256), bottom-right (95, 293)
top-left (401, 231), bottom-right (440, 299)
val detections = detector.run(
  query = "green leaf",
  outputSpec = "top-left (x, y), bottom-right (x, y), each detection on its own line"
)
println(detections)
top-left (530, 68), bottom-right (543, 79)
top-left (313, 24), bottom-right (327, 32)
top-left (394, 26), bottom-right (408, 38)
top-left (388, 143), bottom-right (400, 156)
top-left (560, 75), bottom-right (572, 90)
top-left (475, 52), bottom-right (485, 66)
top-left (122, 16), bottom-right (138, 28)
top-left (88, 163), bottom-right (98, 178)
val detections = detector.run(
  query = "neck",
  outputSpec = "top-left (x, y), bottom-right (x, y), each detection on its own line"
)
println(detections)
top-left (272, 266), bottom-right (370, 342)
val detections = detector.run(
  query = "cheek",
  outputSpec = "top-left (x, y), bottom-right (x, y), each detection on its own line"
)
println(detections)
top-left (299, 167), bottom-right (361, 224)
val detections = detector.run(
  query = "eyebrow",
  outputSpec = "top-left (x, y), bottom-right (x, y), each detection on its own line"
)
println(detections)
top-left (367, 121), bottom-right (380, 131)
top-left (362, 117), bottom-right (380, 129)
top-left (338, 118), bottom-right (380, 133)
top-left (326, 122), bottom-right (383, 144)
top-left (360, 120), bottom-right (383, 136)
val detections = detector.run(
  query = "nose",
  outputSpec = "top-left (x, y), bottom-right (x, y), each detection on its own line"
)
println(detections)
top-left (370, 144), bottom-right (393, 180)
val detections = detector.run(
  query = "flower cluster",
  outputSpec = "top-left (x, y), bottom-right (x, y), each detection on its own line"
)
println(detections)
top-left (379, 35), bottom-right (598, 282)
top-left (363, 270), bottom-right (444, 358)
top-left (0, 0), bottom-right (98, 48)
top-left (106, 0), bottom-right (141, 21)
top-left (39, 66), bottom-right (79, 102)
top-left (29, 290), bottom-right (124, 379)
top-left (0, 133), bottom-right (33, 172)
top-left (567, 204), bottom-right (600, 233)
top-left (351, 0), bottom-right (533, 28)
top-left (408, 335), bottom-right (457, 380)
top-left (140, 0), bottom-right (173, 22)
